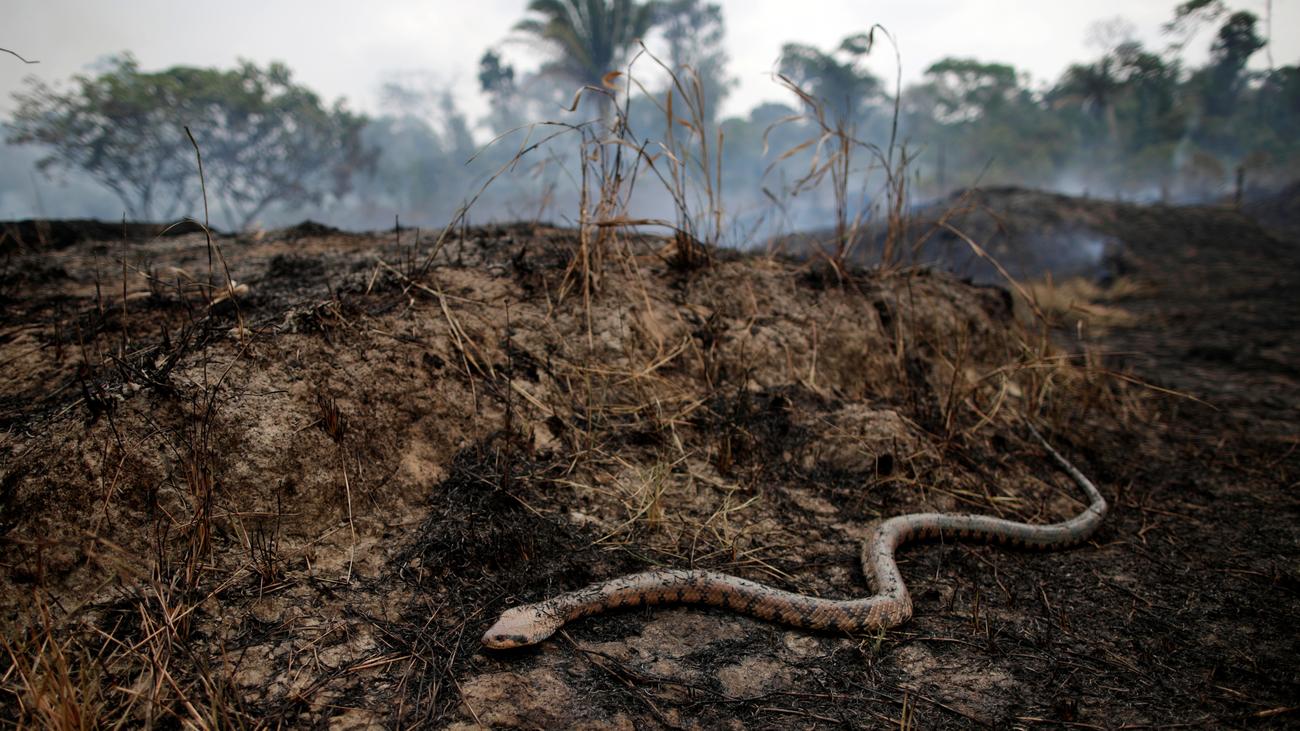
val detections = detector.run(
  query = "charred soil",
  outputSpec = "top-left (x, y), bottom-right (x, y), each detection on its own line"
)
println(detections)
top-left (0, 193), bottom-right (1297, 728)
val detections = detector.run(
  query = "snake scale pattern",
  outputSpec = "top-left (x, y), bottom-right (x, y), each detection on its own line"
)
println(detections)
top-left (482, 424), bottom-right (1107, 648)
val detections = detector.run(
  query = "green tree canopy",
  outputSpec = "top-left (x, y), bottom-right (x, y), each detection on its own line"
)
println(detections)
top-left (8, 55), bottom-right (195, 220)
top-left (777, 32), bottom-right (884, 125)
top-left (478, 50), bottom-right (517, 95)
top-left (922, 58), bottom-right (1020, 123)
top-left (1054, 56), bottom-right (1125, 145)
top-left (8, 54), bottom-right (373, 229)
top-left (655, 0), bottom-right (734, 124)
top-left (1202, 10), bottom-right (1265, 114)
top-left (514, 0), bottom-right (659, 90)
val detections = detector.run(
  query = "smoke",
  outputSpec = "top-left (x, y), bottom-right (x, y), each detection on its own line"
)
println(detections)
top-left (2, 33), bottom-right (1292, 257)
top-left (913, 228), bottom-right (1115, 285)
top-left (0, 136), bottom-right (124, 220)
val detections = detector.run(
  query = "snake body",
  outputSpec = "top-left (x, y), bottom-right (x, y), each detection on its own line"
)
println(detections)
top-left (482, 425), bottom-right (1107, 649)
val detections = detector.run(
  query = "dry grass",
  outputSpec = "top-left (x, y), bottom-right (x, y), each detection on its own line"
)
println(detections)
top-left (1025, 275), bottom-right (1144, 331)
top-left (1, 599), bottom-right (106, 731)
top-left (0, 32), bottom-right (1164, 730)
top-left (1, 126), bottom-right (264, 730)
top-left (765, 25), bottom-right (912, 277)
top-left (2, 571), bottom-right (255, 728)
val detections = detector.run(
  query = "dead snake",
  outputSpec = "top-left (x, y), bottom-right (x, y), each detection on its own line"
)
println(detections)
top-left (482, 424), bottom-right (1107, 648)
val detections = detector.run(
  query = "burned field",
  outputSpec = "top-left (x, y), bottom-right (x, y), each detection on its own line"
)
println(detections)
top-left (1, 190), bottom-right (1298, 728)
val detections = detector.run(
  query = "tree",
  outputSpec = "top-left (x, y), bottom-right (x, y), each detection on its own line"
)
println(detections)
top-left (8, 54), bottom-right (195, 220)
top-left (380, 71), bottom-right (476, 156)
top-left (1055, 57), bottom-right (1124, 146)
top-left (479, 50), bottom-right (525, 133)
top-left (777, 33), bottom-right (884, 126)
top-left (1257, 64), bottom-right (1300, 135)
top-left (1203, 10), bottom-right (1264, 114)
top-left (922, 58), bottom-right (1020, 124)
top-left (180, 61), bottom-right (373, 230)
top-left (655, 0), bottom-right (734, 124)
top-left (8, 54), bottom-right (372, 229)
top-left (1163, 0), bottom-right (1227, 52)
top-left (478, 50), bottom-right (517, 96)
top-left (903, 59), bottom-right (1063, 195)
top-left (1112, 43), bottom-right (1183, 149)
top-left (513, 0), bottom-right (659, 100)
top-left (353, 115), bottom-right (458, 226)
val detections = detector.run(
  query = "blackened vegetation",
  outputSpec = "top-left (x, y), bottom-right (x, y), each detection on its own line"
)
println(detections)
top-left (263, 252), bottom-right (328, 286)
top-left (402, 436), bottom-right (587, 590)
top-left (390, 434), bottom-right (631, 724)
top-left (903, 353), bottom-right (945, 434)
top-left (0, 288), bottom-right (217, 429)
top-left (0, 260), bottom-right (69, 301)
top-left (1, 218), bottom-right (210, 252)
top-left (0, 469), bottom-right (21, 538)
top-left (2, 199), bottom-right (1298, 727)
top-left (699, 386), bottom-right (805, 482)
top-left (796, 257), bottom-right (842, 291)
top-left (277, 220), bottom-right (341, 241)
top-left (971, 282), bottom-right (1015, 321)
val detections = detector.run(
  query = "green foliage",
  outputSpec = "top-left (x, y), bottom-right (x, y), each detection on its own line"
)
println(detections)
top-left (10, 2), bottom-right (1297, 231)
top-left (922, 58), bottom-right (1021, 123)
top-left (777, 33), bottom-right (883, 125)
top-left (1056, 57), bottom-right (1125, 145)
top-left (902, 59), bottom-right (1064, 193)
top-left (514, 0), bottom-right (659, 89)
top-left (177, 61), bottom-right (374, 230)
top-left (8, 55), bottom-right (195, 220)
top-left (471, 1), bottom-right (1294, 238)
top-left (8, 54), bottom-right (372, 229)
top-left (1164, 0), bottom-right (1228, 56)
top-left (655, 0), bottom-right (734, 124)
top-left (357, 116), bottom-right (455, 220)
top-left (1211, 10), bottom-right (1265, 65)
top-left (886, 4), bottom-right (1292, 200)
top-left (478, 51), bottom-right (516, 95)
top-left (1200, 11), bottom-right (1265, 115)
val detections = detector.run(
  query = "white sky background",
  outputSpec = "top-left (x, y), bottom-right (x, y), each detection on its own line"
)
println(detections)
top-left (3, 0), bottom-right (1297, 130)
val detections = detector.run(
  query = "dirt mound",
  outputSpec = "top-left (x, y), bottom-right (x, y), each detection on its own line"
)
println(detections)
top-left (1244, 178), bottom-right (1300, 240)
top-left (277, 219), bottom-right (342, 239)
top-left (776, 183), bottom-right (1300, 289)
top-left (1, 207), bottom-right (1296, 728)
top-left (773, 186), bottom-right (1125, 283)
top-left (0, 218), bottom-right (211, 252)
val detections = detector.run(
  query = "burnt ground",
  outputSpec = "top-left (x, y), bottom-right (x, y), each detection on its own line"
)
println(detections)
top-left (0, 190), bottom-right (1297, 729)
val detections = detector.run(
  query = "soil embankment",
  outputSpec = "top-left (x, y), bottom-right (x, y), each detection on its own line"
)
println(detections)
top-left (1, 191), bottom-right (1296, 727)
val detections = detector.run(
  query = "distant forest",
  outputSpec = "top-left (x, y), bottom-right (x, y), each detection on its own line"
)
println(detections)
top-left (2, 0), bottom-right (1296, 238)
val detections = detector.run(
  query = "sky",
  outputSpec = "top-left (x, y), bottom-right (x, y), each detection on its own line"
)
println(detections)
top-left (3, 0), bottom-right (1297, 129)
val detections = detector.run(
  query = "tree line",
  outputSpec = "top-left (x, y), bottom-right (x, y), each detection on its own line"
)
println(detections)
top-left (4, 0), bottom-right (1296, 232)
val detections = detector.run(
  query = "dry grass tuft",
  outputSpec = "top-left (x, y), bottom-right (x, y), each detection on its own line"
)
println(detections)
top-left (765, 25), bottom-right (911, 277)
top-left (1025, 276), bottom-right (1143, 331)
top-left (0, 27), bottom-right (1188, 730)
top-left (1, 599), bottom-right (106, 731)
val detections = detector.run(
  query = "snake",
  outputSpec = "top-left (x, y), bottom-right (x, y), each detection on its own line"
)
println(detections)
top-left (482, 424), bottom-right (1107, 649)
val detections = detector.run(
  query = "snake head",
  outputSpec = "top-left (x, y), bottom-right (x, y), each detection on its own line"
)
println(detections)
top-left (481, 604), bottom-right (565, 649)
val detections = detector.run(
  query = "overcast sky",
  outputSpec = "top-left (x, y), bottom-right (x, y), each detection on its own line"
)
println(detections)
top-left (4, 0), bottom-right (1297, 128)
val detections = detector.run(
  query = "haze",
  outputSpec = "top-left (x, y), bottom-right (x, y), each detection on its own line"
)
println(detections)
top-left (2, 0), bottom-right (1296, 232)
top-left (4, 1), bottom-right (1295, 121)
